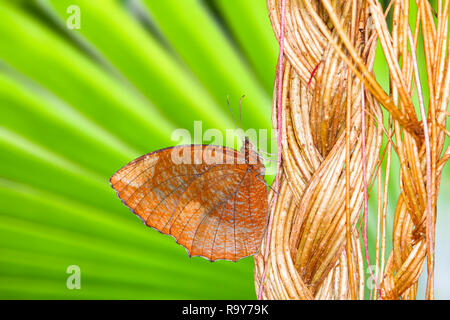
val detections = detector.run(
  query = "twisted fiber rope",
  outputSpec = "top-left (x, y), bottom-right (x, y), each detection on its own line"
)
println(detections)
top-left (380, 101), bottom-right (447, 300)
top-left (254, 0), bottom-right (383, 299)
top-left (379, 1), bottom-right (449, 300)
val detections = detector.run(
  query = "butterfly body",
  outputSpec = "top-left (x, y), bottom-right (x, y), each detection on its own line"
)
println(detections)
top-left (110, 139), bottom-right (268, 262)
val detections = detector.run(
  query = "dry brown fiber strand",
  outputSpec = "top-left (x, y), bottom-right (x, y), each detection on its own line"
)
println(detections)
top-left (254, 0), bottom-right (450, 300)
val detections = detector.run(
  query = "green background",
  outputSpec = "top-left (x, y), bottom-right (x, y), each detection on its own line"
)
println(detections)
top-left (0, 0), bottom-right (448, 299)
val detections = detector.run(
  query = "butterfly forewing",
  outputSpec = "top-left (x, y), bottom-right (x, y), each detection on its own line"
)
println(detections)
top-left (110, 144), bottom-right (268, 262)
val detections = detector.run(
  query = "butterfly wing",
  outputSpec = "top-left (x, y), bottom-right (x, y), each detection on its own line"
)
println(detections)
top-left (110, 145), bottom-right (268, 261)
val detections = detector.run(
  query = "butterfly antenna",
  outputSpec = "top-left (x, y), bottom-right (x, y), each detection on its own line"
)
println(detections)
top-left (239, 95), bottom-right (246, 129)
top-left (259, 149), bottom-right (277, 157)
top-left (226, 95), bottom-right (238, 130)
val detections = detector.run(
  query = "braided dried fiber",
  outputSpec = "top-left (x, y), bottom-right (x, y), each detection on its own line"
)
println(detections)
top-left (255, 0), bottom-right (382, 299)
top-left (255, 0), bottom-right (450, 300)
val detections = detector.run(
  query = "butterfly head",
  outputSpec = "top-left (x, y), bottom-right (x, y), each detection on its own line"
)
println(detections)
top-left (240, 137), bottom-right (265, 172)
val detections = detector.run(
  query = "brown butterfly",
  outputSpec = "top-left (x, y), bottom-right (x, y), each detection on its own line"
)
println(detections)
top-left (110, 137), bottom-right (269, 262)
